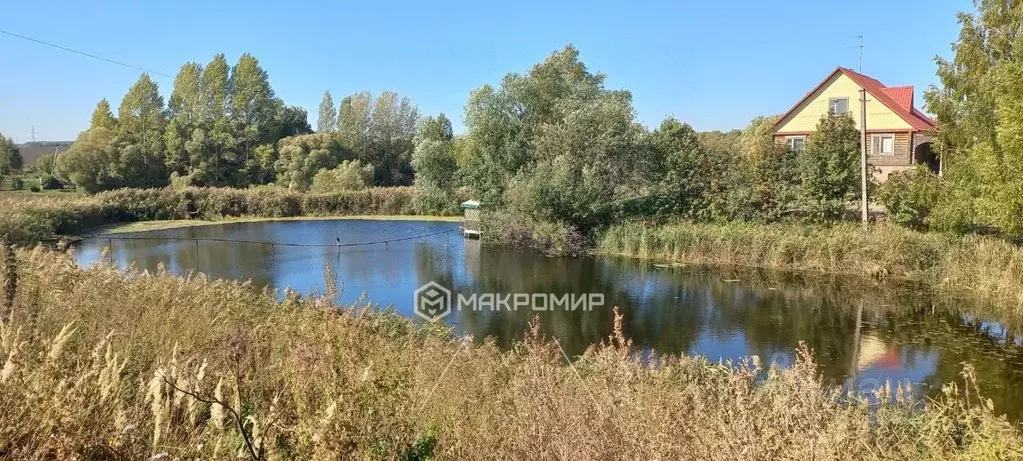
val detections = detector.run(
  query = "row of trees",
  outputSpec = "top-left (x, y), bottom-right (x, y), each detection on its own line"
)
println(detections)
top-left (413, 45), bottom-right (864, 236)
top-left (56, 54), bottom-right (425, 193)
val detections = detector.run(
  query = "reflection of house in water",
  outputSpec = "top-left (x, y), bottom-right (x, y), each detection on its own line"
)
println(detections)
top-left (855, 333), bottom-right (901, 371)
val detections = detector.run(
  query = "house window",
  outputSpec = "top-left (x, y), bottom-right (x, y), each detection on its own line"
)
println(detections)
top-left (872, 134), bottom-right (895, 155)
top-left (786, 136), bottom-right (806, 152)
top-left (829, 98), bottom-right (849, 115)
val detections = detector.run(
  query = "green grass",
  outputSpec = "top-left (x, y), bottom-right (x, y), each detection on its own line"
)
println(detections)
top-left (0, 186), bottom-right (456, 243)
top-left (0, 246), bottom-right (1019, 459)
top-left (92, 215), bottom-right (462, 235)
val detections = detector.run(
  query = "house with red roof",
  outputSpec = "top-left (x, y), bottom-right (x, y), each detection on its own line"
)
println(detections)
top-left (772, 67), bottom-right (939, 181)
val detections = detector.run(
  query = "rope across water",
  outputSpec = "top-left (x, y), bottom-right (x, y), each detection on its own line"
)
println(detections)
top-left (79, 228), bottom-right (458, 248)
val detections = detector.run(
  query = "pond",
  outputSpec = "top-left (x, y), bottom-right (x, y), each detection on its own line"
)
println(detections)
top-left (74, 219), bottom-right (1023, 420)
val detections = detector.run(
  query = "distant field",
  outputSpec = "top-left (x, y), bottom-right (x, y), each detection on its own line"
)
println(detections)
top-left (15, 141), bottom-right (73, 166)
top-left (0, 188), bottom-right (78, 201)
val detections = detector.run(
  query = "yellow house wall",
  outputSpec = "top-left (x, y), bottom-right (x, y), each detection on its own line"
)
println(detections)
top-left (774, 73), bottom-right (913, 133)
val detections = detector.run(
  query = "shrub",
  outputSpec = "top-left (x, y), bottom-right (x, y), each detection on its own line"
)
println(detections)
top-left (0, 186), bottom-right (426, 243)
top-left (9, 177), bottom-right (23, 190)
top-left (876, 166), bottom-right (942, 230)
top-left (482, 210), bottom-right (586, 256)
top-left (309, 160), bottom-right (374, 193)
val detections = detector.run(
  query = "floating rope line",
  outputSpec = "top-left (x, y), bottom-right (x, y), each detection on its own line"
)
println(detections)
top-left (78, 228), bottom-right (458, 248)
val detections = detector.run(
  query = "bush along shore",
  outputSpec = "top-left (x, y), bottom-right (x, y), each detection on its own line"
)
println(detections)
top-left (0, 186), bottom-right (430, 244)
top-left (0, 246), bottom-right (1020, 460)
top-left (597, 221), bottom-right (1023, 311)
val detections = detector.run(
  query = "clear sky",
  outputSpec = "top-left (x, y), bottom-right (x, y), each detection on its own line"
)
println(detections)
top-left (0, 0), bottom-right (969, 142)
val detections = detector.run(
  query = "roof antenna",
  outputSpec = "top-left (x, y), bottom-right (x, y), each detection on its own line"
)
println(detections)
top-left (857, 35), bottom-right (864, 73)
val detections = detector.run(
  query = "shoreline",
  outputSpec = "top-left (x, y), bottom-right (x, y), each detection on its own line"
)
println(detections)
top-left (84, 214), bottom-right (462, 235)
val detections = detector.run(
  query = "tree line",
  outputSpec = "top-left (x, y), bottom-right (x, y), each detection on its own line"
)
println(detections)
top-left (408, 45), bottom-right (864, 236)
top-left (51, 46), bottom-right (865, 226)
top-left (50, 0), bottom-right (1022, 240)
top-left (56, 54), bottom-right (425, 194)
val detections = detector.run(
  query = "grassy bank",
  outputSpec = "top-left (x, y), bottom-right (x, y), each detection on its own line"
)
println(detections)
top-left (598, 221), bottom-right (1023, 310)
top-left (92, 214), bottom-right (462, 235)
top-left (0, 247), bottom-right (1019, 459)
top-left (0, 186), bottom-right (447, 243)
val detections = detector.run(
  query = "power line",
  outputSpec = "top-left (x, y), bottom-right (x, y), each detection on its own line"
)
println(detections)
top-left (0, 29), bottom-right (174, 78)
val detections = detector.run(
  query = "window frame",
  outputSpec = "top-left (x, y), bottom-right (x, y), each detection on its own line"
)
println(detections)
top-left (828, 97), bottom-right (850, 115)
top-left (872, 134), bottom-right (896, 156)
top-left (785, 136), bottom-right (806, 152)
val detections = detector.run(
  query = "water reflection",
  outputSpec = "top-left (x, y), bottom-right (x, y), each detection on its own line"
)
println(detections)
top-left (75, 219), bottom-right (1023, 420)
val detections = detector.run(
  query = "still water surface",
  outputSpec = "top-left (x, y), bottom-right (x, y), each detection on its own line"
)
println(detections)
top-left (75, 219), bottom-right (1023, 419)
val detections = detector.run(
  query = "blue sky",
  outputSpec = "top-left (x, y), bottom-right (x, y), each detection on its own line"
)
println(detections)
top-left (0, 0), bottom-right (968, 142)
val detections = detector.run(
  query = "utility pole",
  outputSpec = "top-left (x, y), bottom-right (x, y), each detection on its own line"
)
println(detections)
top-left (30, 125), bottom-right (36, 143)
top-left (860, 89), bottom-right (869, 224)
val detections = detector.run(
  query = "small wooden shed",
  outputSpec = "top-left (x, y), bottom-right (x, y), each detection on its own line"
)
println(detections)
top-left (460, 200), bottom-right (481, 239)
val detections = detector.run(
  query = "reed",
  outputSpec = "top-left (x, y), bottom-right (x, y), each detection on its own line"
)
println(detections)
top-left (598, 221), bottom-right (1023, 311)
top-left (0, 247), bottom-right (1019, 459)
top-left (0, 186), bottom-right (422, 244)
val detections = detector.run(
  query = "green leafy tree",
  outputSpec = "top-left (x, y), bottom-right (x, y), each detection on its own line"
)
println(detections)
top-left (798, 114), bottom-right (861, 221)
top-left (726, 115), bottom-right (801, 222)
top-left (90, 99), bottom-right (117, 130)
top-left (275, 133), bottom-right (350, 190)
top-left (0, 133), bottom-right (22, 175)
top-left (924, 1), bottom-right (1023, 234)
top-left (310, 160), bottom-right (374, 193)
top-left (417, 113), bottom-right (453, 142)
top-left (337, 91), bottom-right (373, 163)
top-left (56, 127), bottom-right (120, 193)
top-left (317, 91), bottom-right (337, 133)
top-left (462, 45), bottom-right (609, 206)
top-left (185, 53), bottom-right (234, 186)
top-left (165, 62), bottom-right (204, 174)
top-left (462, 45), bottom-right (648, 235)
top-left (35, 153), bottom-right (55, 174)
top-left (368, 91), bottom-right (419, 186)
top-left (230, 54), bottom-right (281, 185)
top-left (115, 73), bottom-right (168, 188)
top-left (277, 105), bottom-right (312, 137)
top-left (876, 166), bottom-right (943, 230)
top-left (646, 118), bottom-right (724, 220)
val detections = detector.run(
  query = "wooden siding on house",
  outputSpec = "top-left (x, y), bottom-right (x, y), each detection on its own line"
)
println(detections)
top-left (867, 132), bottom-right (912, 166)
top-left (771, 130), bottom-right (913, 175)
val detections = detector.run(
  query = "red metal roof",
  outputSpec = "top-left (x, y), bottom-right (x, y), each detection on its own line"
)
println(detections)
top-left (880, 86), bottom-right (913, 111)
top-left (773, 67), bottom-right (938, 133)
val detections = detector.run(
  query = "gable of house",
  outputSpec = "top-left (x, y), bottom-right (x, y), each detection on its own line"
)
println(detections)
top-left (771, 67), bottom-right (940, 181)
top-left (773, 70), bottom-right (914, 134)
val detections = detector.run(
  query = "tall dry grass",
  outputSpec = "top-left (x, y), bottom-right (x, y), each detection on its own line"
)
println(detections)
top-left (0, 245), bottom-right (1019, 459)
top-left (599, 221), bottom-right (1023, 311)
top-left (0, 186), bottom-right (421, 244)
